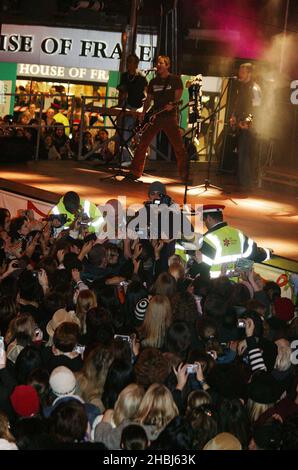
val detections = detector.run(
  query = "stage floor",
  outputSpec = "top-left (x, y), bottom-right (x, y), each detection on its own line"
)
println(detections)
top-left (0, 160), bottom-right (298, 261)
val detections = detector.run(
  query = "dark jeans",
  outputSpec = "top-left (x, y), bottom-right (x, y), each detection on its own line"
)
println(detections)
top-left (237, 128), bottom-right (253, 190)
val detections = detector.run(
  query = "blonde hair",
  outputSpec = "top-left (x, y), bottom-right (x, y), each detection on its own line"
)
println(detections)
top-left (158, 55), bottom-right (171, 68)
top-left (113, 384), bottom-right (145, 427)
top-left (247, 399), bottom-right (273, 423)
top-left (0, 411), bottom-right (15, 443)
top-left (76, 346), bottom-right (113, 406)
top-left (274, 345), bottom-right (292, 372)
top-left (76, 289), bottom-right (97, 333)
top-left (168, 254), bottom-right (186, 268)
top-left (168, 262), bottom-right (185, 282)
top-left (135, 383), bottom-right (178, 431)
top-left (186, 390), bottom-right (212, 417)
top-left (139, 295), bottom-right (172, 349)
top-left (5, 313), bottom-right (36, 344)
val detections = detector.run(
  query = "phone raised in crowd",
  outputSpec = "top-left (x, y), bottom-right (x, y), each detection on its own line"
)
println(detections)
top-left (186, 364), bottom-right (197, 374)
top-left (0, 336), bottom-right (5, 356)
top-left (114, 334), bottom-right (132, 344)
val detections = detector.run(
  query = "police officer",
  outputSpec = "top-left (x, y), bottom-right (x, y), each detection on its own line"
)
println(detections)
top-left (50, 191), bottom-right (104, 236)
top-left (196, 204), bottom-right (271, 279)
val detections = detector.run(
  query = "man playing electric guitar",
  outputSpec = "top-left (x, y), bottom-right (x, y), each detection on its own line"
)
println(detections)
top-left (124, 55), bottom-right (189, 183)
top-left (136, 99), bottom-right (182, 136)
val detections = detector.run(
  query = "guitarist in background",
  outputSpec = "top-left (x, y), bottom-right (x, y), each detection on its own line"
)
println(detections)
top-left (125, 55), bottom-right (188, 183)
top-left (231, 62), bottom-right (262, 192)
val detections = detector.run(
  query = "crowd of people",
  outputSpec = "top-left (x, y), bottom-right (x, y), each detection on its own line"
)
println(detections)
top-left (0, 184), bottom-right (297, 451)
top-left (0, 96), bottom-right (116, 163)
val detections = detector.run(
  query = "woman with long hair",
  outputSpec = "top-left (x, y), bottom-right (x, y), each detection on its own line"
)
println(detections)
top-left (0, 411), bottom-right (18, 450)
top-left (76, 345), bottom-right (114, 411)
top-left (5, 313), bottom-right (40, 364)
top-left (76, 289), bottom-right (97, 334)
top-left (138, 295), bottom-right (172, 350)
top-left (135, 383), bottom-right (179, 440)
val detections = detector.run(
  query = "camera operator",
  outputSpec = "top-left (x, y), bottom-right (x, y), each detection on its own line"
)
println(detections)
top-left (128, 181), bottom-right (193, 274)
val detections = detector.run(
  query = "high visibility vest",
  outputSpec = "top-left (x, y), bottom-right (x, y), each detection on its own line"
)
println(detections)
top-left (50, 197), bottom-right (104, 233)
top-left (200, 223), bottom-right (255, 278)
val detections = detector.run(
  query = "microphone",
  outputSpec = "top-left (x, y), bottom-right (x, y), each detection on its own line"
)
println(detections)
top-left (141, 67), bottom-right (157, 72)
top-left (223, 76), bottom-right (238, 79)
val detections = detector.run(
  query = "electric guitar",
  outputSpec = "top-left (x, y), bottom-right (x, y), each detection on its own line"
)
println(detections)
top-left (135, 100), bottom-right (183, 135)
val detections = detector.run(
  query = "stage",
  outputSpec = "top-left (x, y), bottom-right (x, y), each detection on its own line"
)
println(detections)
top-left (0, 159), bottom-right (298, 261)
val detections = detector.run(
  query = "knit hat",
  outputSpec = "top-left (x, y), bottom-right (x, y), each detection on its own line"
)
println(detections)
top-left (10, 385), bottom-right (40, 417)
top-left (148, 181), bottom-right (166, 196)
top-left (203, 432), bottom-right (242, 450)
top-left (46, 309), bottom-right (81, 337)
top-left (274, 297), bottom-right (295, 322)
top-left (134, 297), bottom-right (149, 322)
top-left (49, 366), bottom-right (77, 397)
top-left (247, 371), bottom-right (284, 404)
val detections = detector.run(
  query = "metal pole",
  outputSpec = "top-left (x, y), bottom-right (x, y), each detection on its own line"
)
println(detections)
top-left (165, 14), bottom-right (168, 55)
top-left (78, 96), bottom-right (85, 160)
top-left (34, 94), bottom-right (44, 161)
top-left (128, 0), bottom-right (138, 55)
top-left (174, 0), bottom-right (178, 74)
top-left (279, 0), bottom-right (290, 73)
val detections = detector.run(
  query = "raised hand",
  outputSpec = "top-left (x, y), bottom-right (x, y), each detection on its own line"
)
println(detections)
top-left (173, 362), bottom-right (189, 391)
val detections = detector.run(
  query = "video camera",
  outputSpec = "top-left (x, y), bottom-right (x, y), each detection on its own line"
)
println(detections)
top-left (146, 193), bottom-right (173, 207)
top-left (46, 214), bottom-right (68, 226)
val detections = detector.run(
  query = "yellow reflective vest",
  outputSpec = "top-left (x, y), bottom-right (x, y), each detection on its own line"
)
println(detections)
top-left (50, 197), bottom-right (104, 233)
top-left (200, 222), bottom-right (255, 278)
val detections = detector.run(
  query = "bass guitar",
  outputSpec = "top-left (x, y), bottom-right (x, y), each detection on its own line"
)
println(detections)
top-left (135, 100), bottom-right (183, 135)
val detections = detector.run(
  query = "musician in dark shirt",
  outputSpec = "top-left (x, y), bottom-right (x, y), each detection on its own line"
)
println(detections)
top-left (125, 55), bottom-right (188, 182)
top-left (116, 54), bottom-right (148, 165)
top-left (231, 63), bottom-right (261, 192)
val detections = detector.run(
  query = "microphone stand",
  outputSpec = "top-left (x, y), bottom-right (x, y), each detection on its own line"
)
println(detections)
top-left (185, 77), bottom-right (237, 205)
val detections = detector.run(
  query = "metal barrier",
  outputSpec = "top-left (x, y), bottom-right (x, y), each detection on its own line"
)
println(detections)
top-left (0, 92), bottom-right (118, 161)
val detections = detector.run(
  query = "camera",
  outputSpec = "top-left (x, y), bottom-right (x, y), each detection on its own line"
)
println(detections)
top-left (207, 351), bottom-right (216, 359)
top-left (235, 258), bottom-right (254, 273)
top-left (186, 364), bottom-right (197, 374)
top-left (84, 233), bottom-right (97, 243)
top-left (146, 193), bottom-right (173, 207)
top-left (47, 214), bottom-right (68, 226)
top-left (114, 334), bottom-right (132, 344)
top-left (237, 319), bottom-right (246, 328)
top-left (73, 344), bottom-right (85, 355)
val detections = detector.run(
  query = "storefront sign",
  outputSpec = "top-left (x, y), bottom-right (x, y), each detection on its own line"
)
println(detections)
top-left (17, 63), bottom-right (109, 82)
top-left (0, 24), bottom-right (157, 71)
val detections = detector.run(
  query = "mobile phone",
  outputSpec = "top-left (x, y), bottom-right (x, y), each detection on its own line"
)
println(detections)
top-left (186, 364), bottom-right (198, 374)
top-left (74, 344), bottom-right (85, 354)
top-left (34, 327), bottom-right (43, 338)
top-left (84, 233), bottom-right (97, 243)
top-left (114, 334), bottom-right (131, 343)
top-left (237, 319), bottom-right (246, 328)
top-left (0, 336), bottom-right (5, 356)
top-left (207, 351), bottom-right (216, 359)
